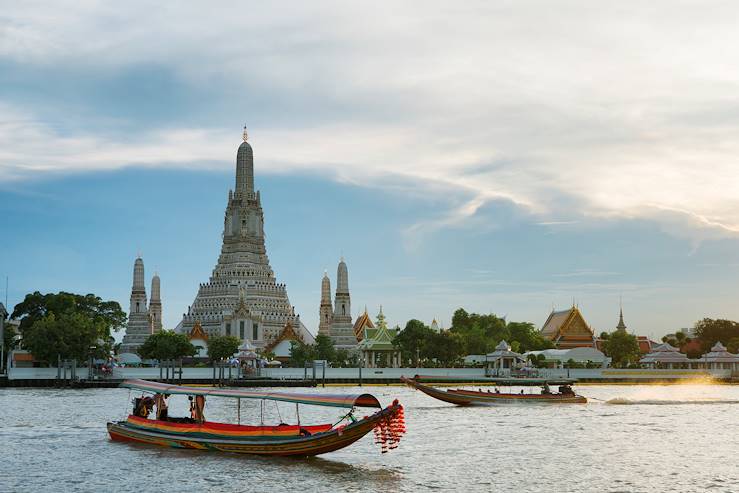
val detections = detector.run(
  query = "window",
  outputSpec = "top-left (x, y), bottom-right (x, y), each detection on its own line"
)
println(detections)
top-left (342, 304), bottom-right (346, 315)
top-left (240, 321), bottom-right (245, 340)
top-left (226, 323), bottom-right (231, 336)
top-left (253, 323), bottom-right (259, 341)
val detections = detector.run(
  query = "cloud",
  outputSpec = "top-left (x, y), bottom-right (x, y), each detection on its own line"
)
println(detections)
top-left (2, 1), bottom-right (739, 242)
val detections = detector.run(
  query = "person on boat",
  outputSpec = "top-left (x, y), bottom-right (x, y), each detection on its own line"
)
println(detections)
top-left (541, 383), bottom-right (551, 395)
top-left (495, 388), bottom-right (500, 394)
top-left (154, 393), bottom-right (169, 421)
top-left (559, 385), bottom-right (574, 395)
top-left (135, 396), bottom-right (155, 418)
top-left (193, 395), bottom-right (206, 423)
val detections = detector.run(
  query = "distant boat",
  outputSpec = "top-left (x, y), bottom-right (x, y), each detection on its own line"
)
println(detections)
top-left (402, 376), bottom-right (587, 405)
top-left (108, 379), bottom-right (405, 456)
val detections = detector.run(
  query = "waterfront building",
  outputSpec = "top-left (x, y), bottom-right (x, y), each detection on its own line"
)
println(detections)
top-left (188, 321), bottom-right (208, 358)
top-left (698, 342), bottom-right (739, 371)
top-left (356, 307), bottom-right (401, 368)
top-left (485, 340), bottom-right (524, 371)
top-left (540, 306), bottom-right (596, 349)
top-left (353, 307), bottom-right (374, 342)
top-left (120, 257), bottom-right (153, 355)
top-left (176, 129), bottom-right (314, 349)
top-left (639, 343), bottom-right (691, 368)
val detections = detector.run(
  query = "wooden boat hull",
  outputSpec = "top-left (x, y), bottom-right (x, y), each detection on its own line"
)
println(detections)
top-left (402, 377), bottom-right (587, 405)
top-left (108, 404), bottom-right (401, 457)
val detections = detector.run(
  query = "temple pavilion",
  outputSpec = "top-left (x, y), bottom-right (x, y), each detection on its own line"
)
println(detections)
top-left (698, 342), bottom-right (739, 371)
top-left (356, 307), bottom-right (401, 368)
top-left (540, 307), bottom-right (596, 349)
top-left (485, 340), bottom-right (524, 373)
top-left (639, 343), bottom-right (691, 368)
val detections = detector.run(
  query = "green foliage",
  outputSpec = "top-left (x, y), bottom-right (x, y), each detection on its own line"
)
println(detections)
top-left (12, 291), bottom-right (126, 334)
top-left (12, 291), bottom-right (125, 364)
top-left (289, 340), bottom-right (316, 367)
top-left (393, 319), bottom-right (434, 365)
top-left (528, 353), bottom-right (547, 368)
top-left (693, 319), bottom-right (739, 353)
top-left (206, 335), bottom-right (241, 362)
top-left (314, 334), bottom-right (337, 363)
top-left (334, 349), bottom-right (350, 367)
top-left (423, 331), bottom-right (465, 366)
top-left (2, 319), bottom-right (17, 353)
top-left (450, 309), bottom-right (553, 355)
top-left (728, 337), bottom-right (739, 354)
top-left (138, 331), bottom-right (197, 361)
top-left (602, 330), bottom-right (641, 368)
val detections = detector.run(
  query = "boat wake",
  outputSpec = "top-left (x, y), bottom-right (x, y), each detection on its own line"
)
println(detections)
top-left (606, 397), bottom-right (739, 405)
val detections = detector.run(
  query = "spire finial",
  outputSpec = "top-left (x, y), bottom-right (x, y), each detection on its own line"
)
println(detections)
top-left (242, 124), bottom-right (248, 142)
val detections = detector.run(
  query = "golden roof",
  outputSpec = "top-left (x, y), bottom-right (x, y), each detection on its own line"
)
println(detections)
top-left (188, 321), bottom-right (208, 341)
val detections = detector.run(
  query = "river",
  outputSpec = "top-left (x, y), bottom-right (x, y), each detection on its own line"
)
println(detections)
top-left (2, 384), bottom-right (738, 492)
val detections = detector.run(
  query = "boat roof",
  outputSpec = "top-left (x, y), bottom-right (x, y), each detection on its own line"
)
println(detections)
top-left (120, 379), bottom-right (382, 409)
top-left (411, 375), bottom-right (577, 385)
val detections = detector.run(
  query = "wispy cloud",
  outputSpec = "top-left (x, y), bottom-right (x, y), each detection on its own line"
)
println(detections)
top-left (2, 1), bottom-right (739, 243)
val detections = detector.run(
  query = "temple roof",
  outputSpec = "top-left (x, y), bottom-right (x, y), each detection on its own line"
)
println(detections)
top-left (540, 307), bottom-right (594, 344)
top-left (188, 321), bottom-right (208, 341)
top-left (357, 308), bottom-right (397, 350)
top-left (353, 309), bottom-right (374, 342)
top-left (639, 343), bottom-right (690, 363)
top-left (486, 340), bottom-right (524, 361)
top-left (700, 341), bottom-right (739, 362)
top-left (263, 322), bottom-right (305, 354)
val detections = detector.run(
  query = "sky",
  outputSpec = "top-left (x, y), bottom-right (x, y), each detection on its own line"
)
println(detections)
top-left (2, 1), bottom-right (739, 341)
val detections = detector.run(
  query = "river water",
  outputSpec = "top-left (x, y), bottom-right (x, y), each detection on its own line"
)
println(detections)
top-left (2, 384), bottom-right (738, 492)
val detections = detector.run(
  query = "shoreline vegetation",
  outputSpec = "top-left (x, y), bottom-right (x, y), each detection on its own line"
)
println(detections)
top-left (4, 291), bottom-right (739, 374)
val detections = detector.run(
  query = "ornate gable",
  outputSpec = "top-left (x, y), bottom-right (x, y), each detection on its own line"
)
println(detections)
top-left (263, 322), bottom-right (304, 354)
top-left (353, 309), bottom-right (375, 342)
top-left (541, 307), bottom-right (595, 349)
top-left (188, 321), bottom-right (208, 341)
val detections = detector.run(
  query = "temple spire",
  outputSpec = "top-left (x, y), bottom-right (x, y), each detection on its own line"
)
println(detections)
top-left (235, 126), bottom-right (254, 197)
top-left (616, 299), bottom-right (627, 332)
top-left (318, 271), bottom-right (333, 336)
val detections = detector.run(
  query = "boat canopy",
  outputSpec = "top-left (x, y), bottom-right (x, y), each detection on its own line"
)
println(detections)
top-left (120, 379), bottom-right (382, 409)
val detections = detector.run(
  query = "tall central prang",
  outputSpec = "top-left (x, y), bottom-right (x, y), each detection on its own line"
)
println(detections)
top-left (177, 128), bottom-right (314, 348)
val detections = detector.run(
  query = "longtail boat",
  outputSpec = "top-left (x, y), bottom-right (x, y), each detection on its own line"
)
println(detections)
top-left (108, 379), bottom-right (405, 456)
top-left (402, 376), bottom-right (587, 405)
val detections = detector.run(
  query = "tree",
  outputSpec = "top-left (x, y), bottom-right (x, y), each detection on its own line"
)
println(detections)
top-left (314, 334), bottom-right (337, 363)
top-left (424, 331), bottom-right (464, 366)
top-left (2, 310), bottom-right (17, 354)
top-left (12, 291), bottom-right (126, 364)
top-left (13, 291), bottom-right (126, 334)
top-left (393, 319), bottom-right (433, 366)
top-left (206, 335), bottom-right (241, 362)
top-left (693, 318), bottom-right (739, 353)
top-left (289, 341), bottom-right (317, 367)
top-left (334, 348), bottom-right (349, 367)
top-left (138, 331), bottom-right (197, 361)
top-left (602, 330), bottom-right (641, 368)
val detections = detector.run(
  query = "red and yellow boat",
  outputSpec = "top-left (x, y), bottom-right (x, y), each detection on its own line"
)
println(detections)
top-left (108, 379), bottom-right (405, 456)
top-left (402, 376), bottom-right (587, 405)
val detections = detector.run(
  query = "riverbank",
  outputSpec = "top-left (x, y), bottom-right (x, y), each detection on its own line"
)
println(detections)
top-left (0, 368), bottom-right (739, 388)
